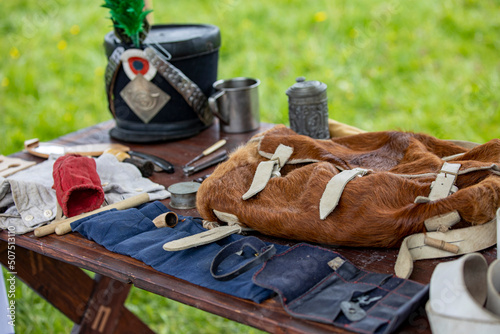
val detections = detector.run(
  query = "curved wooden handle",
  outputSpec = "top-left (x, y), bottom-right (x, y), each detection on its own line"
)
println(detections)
top-left (34, 193), bottom-right (150, 237)
top-left (202, 139), bottom-right (226, 156)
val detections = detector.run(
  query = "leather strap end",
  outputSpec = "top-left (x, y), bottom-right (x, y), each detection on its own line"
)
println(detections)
top-left (163, 225), bottom-right (242, 251)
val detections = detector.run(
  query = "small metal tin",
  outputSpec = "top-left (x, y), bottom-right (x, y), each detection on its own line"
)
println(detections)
top-left (286, 77), bottom-right (330, 139)
top-left (167, 182), bottom-right (201, 209)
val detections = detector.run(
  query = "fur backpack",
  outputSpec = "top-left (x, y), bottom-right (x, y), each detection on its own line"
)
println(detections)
top-left (196, 125), bottom-right (500, 248)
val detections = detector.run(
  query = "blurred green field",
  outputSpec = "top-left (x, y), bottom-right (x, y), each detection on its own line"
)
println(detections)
top-left (1, 0), bottom-right (499, 333)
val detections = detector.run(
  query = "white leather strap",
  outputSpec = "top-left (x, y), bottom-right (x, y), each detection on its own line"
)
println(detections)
top-left (394, 218), bottom-right (497, 279)
top-left (414, 162), bottom-right (461, 204)
top-left (242, 144), bottom-right (293, 200)
top-left (424, 210), bottom-right (461, 232)
top-left (319, 168), bottom-right (368, 220)
top-left (163, 225), bottom-right (243, 251)
top-left (429, 162), bottom-right (461, 200)
top-left (242, 160), bottom-right (276, 200)
top-left (413, 162), bottom-right (462, 232)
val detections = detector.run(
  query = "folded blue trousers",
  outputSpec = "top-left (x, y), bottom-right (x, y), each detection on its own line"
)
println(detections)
top-left (71, 201), bottom-right (287, 303)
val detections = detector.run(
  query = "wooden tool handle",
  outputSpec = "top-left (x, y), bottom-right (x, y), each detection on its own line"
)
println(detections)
top-left (104, 148), bottom-right (130, 161)
top-left (34, 193), bottom-right (150, 237)
top-left (424, 235), bottom-right (460, 254)
top-left (202, 139), bottom-right (226, 156)
top-left (104, 148), bottom-right (154, 177)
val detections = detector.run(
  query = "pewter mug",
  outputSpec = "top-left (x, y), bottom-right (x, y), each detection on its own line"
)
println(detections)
top-left (208, 77), bottom-right (260, 133)
top-left (286, 77), bottom-right (330, 139)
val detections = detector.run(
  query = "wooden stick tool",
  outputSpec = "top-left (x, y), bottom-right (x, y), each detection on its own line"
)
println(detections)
top-left (34, 193), bottom-right (151, 237)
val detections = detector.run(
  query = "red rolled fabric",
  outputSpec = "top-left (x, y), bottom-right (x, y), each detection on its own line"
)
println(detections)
top-left (52, 154), bottom-right (105, 217)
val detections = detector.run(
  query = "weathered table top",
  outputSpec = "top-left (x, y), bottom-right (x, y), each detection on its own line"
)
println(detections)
top-left (2, 120), bottom-right (497, 333)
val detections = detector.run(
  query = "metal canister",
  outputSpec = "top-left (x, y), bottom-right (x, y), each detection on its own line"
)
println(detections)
top-left (286, 77), bottom-right (330, 139)
top-left (167, 181), bottom-right (201, 209)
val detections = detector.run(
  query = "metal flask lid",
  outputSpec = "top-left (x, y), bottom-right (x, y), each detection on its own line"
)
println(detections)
top-left (286, 77), bottom-right (327, 101)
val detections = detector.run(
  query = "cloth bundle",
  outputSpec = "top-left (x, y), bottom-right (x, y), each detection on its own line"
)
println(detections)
top-left (197, 125), bottom-right (500, 248)
top-left (0, 153), bottom-right (169, 234)
top-left (52, 154), bottom-right (104, 217)
top-left (71, 201), bottom-right (287, 303)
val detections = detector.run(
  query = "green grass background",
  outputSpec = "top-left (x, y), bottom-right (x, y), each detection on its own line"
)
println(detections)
top-left (1, 0), bottom-right (499, 333)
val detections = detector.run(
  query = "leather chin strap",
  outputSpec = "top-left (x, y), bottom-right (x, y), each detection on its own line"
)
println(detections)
top-left (144, 47), bottom-right (213, 126)
top-left (105, 47), bottom-right (125, 118)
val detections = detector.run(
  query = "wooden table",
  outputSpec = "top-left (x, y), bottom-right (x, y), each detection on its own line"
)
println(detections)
top-left (1, 120), bottom-right (497, 334)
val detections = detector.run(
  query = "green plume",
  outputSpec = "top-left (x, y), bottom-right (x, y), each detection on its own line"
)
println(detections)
top-left (102, 0), bottom-right (153, 48)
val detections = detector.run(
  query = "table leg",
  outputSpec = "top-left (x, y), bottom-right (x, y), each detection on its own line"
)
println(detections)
top-left (0, 242), bottom-right (154, 334)
top-left (72, 274), bottom-right (154, 334)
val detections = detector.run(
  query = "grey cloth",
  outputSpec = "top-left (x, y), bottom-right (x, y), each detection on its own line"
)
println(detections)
top-left (0, 154), bottom-right (170, 234)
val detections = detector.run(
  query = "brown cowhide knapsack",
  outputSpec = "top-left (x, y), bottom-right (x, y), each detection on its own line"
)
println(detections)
top-left (196, 125), bottom-right (500, 248)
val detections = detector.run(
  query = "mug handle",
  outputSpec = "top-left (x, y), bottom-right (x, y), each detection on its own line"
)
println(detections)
top-left (208, 90), bottom-right (229, 125)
